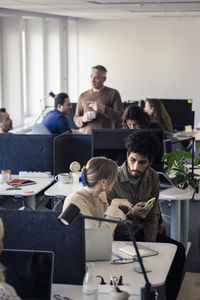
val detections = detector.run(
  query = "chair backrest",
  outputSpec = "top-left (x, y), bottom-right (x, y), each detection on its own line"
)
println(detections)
top-left (0, 210), bottom-right (85, 284)
top-left (53, 132), bottom-right (92, 175)
top-left (31, 123), bottom-right (52, 135)
top-left (0, 134), bottom-right (54, 174)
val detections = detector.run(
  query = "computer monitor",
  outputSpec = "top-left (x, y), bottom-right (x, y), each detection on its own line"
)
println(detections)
top-left (144, 99), bottom-right (194, 131)
top-left (91, 129), bottom-right (164, 172)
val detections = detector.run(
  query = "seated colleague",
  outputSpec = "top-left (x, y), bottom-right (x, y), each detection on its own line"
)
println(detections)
top-left (106, 130), bottom-right (185, 300)
top-left (0, 108), bottom-right (13, 134)
top-left (62, 156), bottom-right (134, 231)
top-left (122, 105), bottom-right (151, 129)
top-left (0, 218), bottom-right (21, 299)
top-left (42, 92), bottom-right (79, 134)
top-left (144, 99), bottom-right (173, 133)
top-left (74, 65), bottom-right (123, 134)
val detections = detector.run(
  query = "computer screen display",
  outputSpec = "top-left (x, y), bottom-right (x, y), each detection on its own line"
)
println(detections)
top-left (144, 99), bottom-right (194, 131)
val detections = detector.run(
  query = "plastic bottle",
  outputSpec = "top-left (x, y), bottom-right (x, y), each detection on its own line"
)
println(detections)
top-left (82, 263), bottom-right (98, 299)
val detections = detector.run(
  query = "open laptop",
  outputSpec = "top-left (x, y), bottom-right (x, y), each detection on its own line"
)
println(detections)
top-left (85, 228), bottom-right (112, 261)
top-left (157, 171), bottom-right (174, 190)
top-left (0, 249), bottom-right (54, 300)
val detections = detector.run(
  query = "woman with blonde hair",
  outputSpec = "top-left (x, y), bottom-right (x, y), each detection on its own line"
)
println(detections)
top-left (62, 157), bottom-right (134, 231)
top-left (0, 218), bottom-right (21, 299)
top-left (144, 99), bottom-right (173, 133)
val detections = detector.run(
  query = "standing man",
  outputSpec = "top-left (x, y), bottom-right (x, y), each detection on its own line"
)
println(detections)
top-left (74, 65), bottom-right (123, 134)
top-left (106, 130), bottom-right (185, 300)
top-left (0, 108), bottom-right (13, 134)
top-left (42, 92), bottom-right (78, 134)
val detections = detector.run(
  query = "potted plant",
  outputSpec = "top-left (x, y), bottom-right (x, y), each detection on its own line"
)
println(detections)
top-left (161, 149), bottom-right (200, 190)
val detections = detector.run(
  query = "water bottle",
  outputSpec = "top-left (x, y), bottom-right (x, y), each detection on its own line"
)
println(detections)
top-left (82, 263), bottom-right (98, 299)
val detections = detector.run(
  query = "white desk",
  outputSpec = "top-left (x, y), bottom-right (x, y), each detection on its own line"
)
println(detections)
top-left (0, 175), bottom-right (54, 210)
top-left (44, 182), bottom-right (82, 198)
top-left (159, 187), bottom-right (194, 247)
top-left (51, 241), bottom-right (177, 300)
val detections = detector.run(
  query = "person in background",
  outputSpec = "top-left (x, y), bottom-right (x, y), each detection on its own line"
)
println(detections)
top-left (74, 65), bottom-right (123, 134)
top-left (144, 99), bottom-right (173, 133)
top-left (62, 156), bottom-right (134, 231)
top-left (42, 92), bottom-right (79, 134)
top-left (106, 130), bottom-right (185, 300)
top-left (0, 108), bottom-right (13, 134)
top-left (121, 105), bottom-right (151, 129)
top-left (0, 218), bottom-right (21, 299)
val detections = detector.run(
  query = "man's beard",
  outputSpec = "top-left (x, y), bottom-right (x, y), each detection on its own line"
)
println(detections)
top-left (127, 164), bottom-right (148, 179)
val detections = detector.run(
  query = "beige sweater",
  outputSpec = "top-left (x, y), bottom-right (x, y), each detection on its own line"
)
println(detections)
top-left (74, 86), bottom-right (122, 134)
top-left (63, 188), bottom-right (125, 232)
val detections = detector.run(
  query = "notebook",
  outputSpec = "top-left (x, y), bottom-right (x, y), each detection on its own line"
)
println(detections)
top-left (85, 228), bottom-right (112, 261)
top-left (0, 249), bottom-right (54, 300)
top-left (157, 171), bottom-right (174, 190)
top-left (119, 244), bottom-right (158, 258)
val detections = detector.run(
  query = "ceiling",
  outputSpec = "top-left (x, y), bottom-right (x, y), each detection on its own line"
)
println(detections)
top-left (1, 0), bottom-right (200, 20)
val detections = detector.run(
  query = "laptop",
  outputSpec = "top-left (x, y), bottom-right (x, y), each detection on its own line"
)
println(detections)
top-left (157, 171), bottom-right (174, 190)
top-left (0, 249), bottom-right (54, 300)
top-left (85, 228), bottom-right (112, 261)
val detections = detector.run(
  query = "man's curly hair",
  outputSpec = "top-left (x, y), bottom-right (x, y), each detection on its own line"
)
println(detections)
top-left (125, 130), bottom-right (160, 161)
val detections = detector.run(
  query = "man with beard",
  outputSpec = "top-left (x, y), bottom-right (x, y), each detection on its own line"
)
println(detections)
top-left (106, 130), bottom-right (185, 300)
top-left (0, 108), bottom-right (13, 134)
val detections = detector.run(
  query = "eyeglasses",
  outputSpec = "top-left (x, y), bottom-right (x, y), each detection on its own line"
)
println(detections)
top-left (111, 257), bottom-right (135, 265)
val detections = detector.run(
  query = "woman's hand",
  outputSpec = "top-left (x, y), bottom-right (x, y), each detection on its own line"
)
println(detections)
top-left (110, 198), bottom-right (134, 214)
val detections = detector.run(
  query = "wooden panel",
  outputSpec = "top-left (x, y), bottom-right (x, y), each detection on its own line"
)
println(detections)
top-left (177, 272), bottom-right (200, 300)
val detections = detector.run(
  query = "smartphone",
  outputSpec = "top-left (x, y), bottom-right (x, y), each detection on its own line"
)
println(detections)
top-left (144, 197), bottom-right (156, 207)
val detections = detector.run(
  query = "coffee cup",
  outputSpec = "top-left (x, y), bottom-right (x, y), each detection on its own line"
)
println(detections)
top-left (71, 172), bottom-right (81, 184)
top-left (87, 111), bottom-right (96, 120)
top-left (1, 170), bottom-right (11, 184)
top-left (55, 173), bottom-right (72, 184)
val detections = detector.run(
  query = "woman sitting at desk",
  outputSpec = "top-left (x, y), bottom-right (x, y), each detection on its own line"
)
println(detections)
top-left (62, 157), bottom-right (136, 231)
top-left (121, 105), bottom-right (151, 130)
top-left (144, 99), bottom-right (173, 133)
top-left (0, 218), bottom-right (21, 299)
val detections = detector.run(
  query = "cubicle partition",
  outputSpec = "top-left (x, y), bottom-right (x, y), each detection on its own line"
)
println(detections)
top-left (0, 134), bottom-right (54, 174)
top-left (0, 210), bottom-right (85, 284)
top-left (53, 132), bottom-right (92, 175)
top-left (92, 128), bottom-right (165, 171)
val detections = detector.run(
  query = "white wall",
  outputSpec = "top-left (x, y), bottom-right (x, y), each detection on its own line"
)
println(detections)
top-left (73, 18), bottom-right (200, 124)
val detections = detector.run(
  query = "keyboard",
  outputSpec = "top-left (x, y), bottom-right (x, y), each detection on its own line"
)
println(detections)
top-left (19, 171), bottom-right (52, 178)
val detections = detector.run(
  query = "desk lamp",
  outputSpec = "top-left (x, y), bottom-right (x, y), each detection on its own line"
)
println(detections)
top-left (58, 203), bottom-right (158, 300)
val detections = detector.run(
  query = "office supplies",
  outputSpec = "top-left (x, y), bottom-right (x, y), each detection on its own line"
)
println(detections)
top-left (112, 252), bottom-right (123, 260)
top-left (0, 249), bottom-right (54, 300)
top-left (8, 179), bottom-right (36, 186)
top-left (6, 187), bottom-right (21, 190)
top-left (85, 228), bottom-right (112, 261)
top-left (119, 244), bottom-right (158, 258)
top-left (134, 266), bottom-right (152, 274)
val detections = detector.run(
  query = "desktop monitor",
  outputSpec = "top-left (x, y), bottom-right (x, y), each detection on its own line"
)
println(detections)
top-left (91, 129), bottom-right (164, 172)
top-left (144, 99), bottom-right (194, 131)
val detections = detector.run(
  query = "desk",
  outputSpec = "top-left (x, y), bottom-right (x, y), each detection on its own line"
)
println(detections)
top-left (51, 241), bottom-right (177, 300)
top-left (159, 187), bottom-right (194, 247)
top-left (0, 175), bottom-right (54, 210)
top-left (44, 182), bottom-right (82, 198)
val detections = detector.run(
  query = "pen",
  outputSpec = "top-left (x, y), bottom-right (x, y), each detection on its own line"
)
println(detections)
top-left (112, 252), bottom-right (123, 260)
top-left (54, 294), bottom-right (72, 300)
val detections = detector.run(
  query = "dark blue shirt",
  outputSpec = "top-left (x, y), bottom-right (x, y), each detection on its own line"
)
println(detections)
top-left (42, 109), bottom-right (71, 134)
